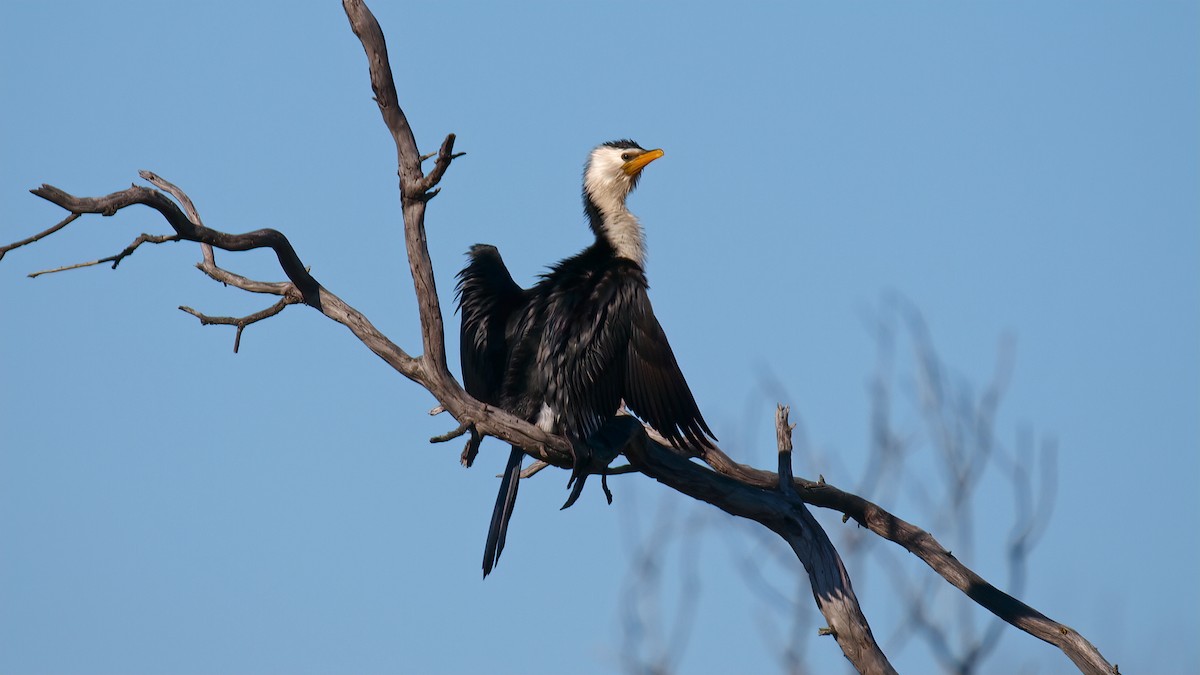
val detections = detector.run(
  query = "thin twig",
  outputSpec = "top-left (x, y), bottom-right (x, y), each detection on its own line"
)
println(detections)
top-left (0, 213), bottom-right (79, 262)
top-left (519, 460), bottom-right (550, 479)
top-left (28, 233), bottom-right (181, 278)
top-left (413, 133), bottom-right (465, 198)
top-left (431, 422), bottom-right (469, 443)
top-left (179, 297), bottom-right (299, 352)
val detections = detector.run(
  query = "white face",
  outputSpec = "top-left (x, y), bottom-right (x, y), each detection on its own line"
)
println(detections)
top-left (584, 145), bottom-right (642, 204)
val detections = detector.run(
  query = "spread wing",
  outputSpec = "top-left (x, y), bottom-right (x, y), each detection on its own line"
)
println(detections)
top-left (623, 285), bottom-right (716, 451)
top-left (456, 245), bottom-right (525, 404)
top-left (519, 256), bottom-right (716, 452)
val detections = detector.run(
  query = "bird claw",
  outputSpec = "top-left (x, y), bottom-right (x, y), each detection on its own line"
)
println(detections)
top-left (460, 425), bottom-right (483, 467)
top-left (561, 443), bottom-right (593, 510)
top-left (560, 473), bottom-right (613, 509)
top-left (560, 425), bottom-right (624, 509)
top-left (561, 476), bottom-right (588, 510)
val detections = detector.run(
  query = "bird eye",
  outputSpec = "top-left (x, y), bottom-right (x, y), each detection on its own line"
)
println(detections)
top-left (621, 153), bottom-right (632, 161)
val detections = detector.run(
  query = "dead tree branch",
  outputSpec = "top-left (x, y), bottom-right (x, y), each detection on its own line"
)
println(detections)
top-left (28, 182), bottom-right (323, 306)
top-left (612, 413), bottom-right (895, 673)
top-left (0, 213), bottom-right (79, 262)
top-left (179, 297), bottom-right (301, 353)
top-left (0, 1), bottom-right (1116, 673)
top-left (28, 232), bottom-right (181, 278)
top-left (696, 441), bottom-right (1109, 674)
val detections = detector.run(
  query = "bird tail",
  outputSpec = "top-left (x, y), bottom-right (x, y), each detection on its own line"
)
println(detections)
top-left (483, 445), bottom-right (524, 578)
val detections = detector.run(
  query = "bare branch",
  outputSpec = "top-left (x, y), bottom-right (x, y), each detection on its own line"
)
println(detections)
top-left (141, 169), bottom-right (215, 266)
top-left (179, 297), bottom-right (300, 353)
top-left (195, 259), bottom-right (295, 296)
top-left (646, 357), bottom-right (1110, 673)
top-left (430, 422), bottom-right (470, 444)
top-left (0, 213), bottom-right (79, 261)
top-left (621, 416), bottom-right (897, 675)
top-left (776, 404), bottom-right (796, 489)
top-left (519, 460), bottom-right (550, 479)
top-left (28, 232), bottom-right (181, 278)
top-left (28, 182), bottom-right (323, 307)
top-left (698, 441), bottom-right (1113, 674)
top-left (413, 133), bottom-right (465, 196)
top-left (341, 0), bottom-right (422, 192)
top-left (140, 171), bottom-right (199, 221)
top-left (343, 0), bottom-right (460, 383)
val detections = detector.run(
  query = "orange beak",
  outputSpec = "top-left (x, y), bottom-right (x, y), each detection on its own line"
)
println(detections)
top-left (622, 148), bottom-right (665, 176)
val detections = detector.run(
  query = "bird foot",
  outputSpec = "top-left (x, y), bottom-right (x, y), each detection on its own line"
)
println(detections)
top-left (560, 419), bottom-right (631, 509)
top-left (559, 472), bottom-right (613, 509)
top-left (561, 443), bottom-right (594, 510)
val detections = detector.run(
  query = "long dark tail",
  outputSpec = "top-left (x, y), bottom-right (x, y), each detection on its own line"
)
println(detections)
top-left (458, 245), bottom-right (527, 578)
top-left (483, 445), bottom-right (524, 577)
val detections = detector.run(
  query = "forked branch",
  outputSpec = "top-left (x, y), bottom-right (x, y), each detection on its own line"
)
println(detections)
top-left (28, 232), bottom-right (181, 278)
top-left (620, 410), bottom-right (897, 673)
top-left (28, 183), bottom-right (322, 307)
top-left (180, 297), bottom-right (301, 353)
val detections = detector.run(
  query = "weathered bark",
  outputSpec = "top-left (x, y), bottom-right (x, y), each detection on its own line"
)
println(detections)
top-left (619, 409), bottom-right (897, 674)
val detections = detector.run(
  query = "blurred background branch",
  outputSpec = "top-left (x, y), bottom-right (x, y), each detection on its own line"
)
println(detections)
top-left (619, 294), bottom-right (1059, 675)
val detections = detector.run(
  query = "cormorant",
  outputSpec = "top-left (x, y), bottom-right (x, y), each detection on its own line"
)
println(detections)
top-left (456, 140), bottom-right (715, 577)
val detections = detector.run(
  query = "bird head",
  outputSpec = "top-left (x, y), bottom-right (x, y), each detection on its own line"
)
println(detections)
top-left (582, 140), bottom-right (664, 264)
top-left (583, 140), bottom-right (665, 207)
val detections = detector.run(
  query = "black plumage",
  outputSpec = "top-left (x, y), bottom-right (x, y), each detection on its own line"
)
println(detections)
top-left (456, 140), bottom-right (715, 577)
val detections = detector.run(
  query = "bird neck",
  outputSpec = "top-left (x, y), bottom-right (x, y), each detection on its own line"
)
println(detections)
top-left (585, 190), bottom-right (645, 266)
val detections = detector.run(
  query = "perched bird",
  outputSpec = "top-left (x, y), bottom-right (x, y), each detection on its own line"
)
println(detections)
top-left (456, 140), bottom-right (715, 577)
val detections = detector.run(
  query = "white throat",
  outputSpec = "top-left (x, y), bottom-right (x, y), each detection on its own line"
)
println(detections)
top-left (602, 208), bottom-right (645, 265)
top-left (585, 171), bottom-right (645, 266)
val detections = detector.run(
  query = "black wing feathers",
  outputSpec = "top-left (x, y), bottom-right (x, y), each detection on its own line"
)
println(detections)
top-left (624, 285), bottom-right (716, 451)
top-left (456, 245), bottom-right (524, 404)
top-left (540, 264), bottom-right (632, 444)
top-left (544, 255), bottom-right (715, 451)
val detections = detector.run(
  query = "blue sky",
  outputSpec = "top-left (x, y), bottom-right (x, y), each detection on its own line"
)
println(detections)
top-left (2, 2), bottom-right (1196, 674)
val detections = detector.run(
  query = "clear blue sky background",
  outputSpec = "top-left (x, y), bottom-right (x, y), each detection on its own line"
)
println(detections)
top-left (2, 2), bottom-right (1196, 674)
